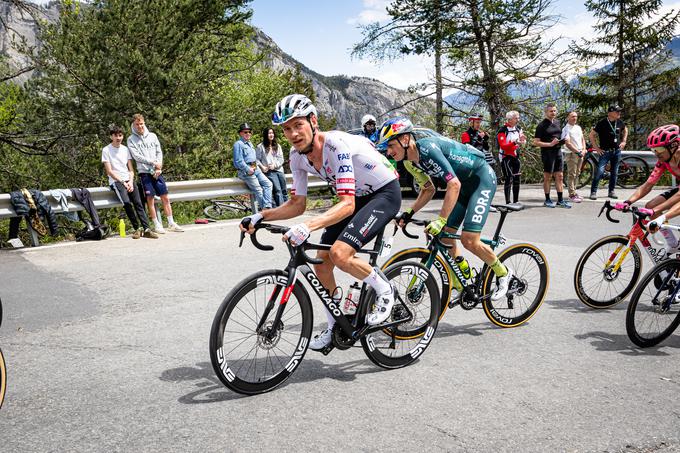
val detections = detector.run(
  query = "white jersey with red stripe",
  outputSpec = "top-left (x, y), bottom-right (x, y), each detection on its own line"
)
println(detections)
top-left (289, 131), bottom-right (398, 197)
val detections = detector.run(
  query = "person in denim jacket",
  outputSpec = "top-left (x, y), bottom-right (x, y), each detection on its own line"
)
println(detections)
top-left (233, 123), bottom-right (273, 211)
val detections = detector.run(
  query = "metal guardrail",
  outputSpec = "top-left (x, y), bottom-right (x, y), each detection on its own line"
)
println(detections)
top-left (0, 175), bottom-right (329, 246)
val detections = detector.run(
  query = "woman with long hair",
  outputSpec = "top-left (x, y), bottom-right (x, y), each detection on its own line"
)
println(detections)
top-left (256, 127), bottom-right (288, 207)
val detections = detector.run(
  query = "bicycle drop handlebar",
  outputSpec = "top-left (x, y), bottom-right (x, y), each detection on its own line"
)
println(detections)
top-left (238, 221), bottom-right (324, 265)
top-left (598, 200), bottom-right (654, 225)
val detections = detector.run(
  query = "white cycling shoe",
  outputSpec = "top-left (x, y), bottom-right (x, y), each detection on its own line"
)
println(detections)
top-left (366, 287), bottom-right (395, 325)
top-left (309, 328), bottom-right (333, 351)
top-left (491, 268), bottom-right (514, 301)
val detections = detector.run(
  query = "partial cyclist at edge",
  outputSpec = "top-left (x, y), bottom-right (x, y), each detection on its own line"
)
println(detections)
top-left (376, 117), bottom-right (513, 301)
top-left (239, 94), bottom-right (402, 351)
top-left (621, 125), bottom-right (680, 253)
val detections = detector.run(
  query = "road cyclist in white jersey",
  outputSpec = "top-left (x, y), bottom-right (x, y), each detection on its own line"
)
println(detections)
top-left (239, 94), bottom-right (403, 351)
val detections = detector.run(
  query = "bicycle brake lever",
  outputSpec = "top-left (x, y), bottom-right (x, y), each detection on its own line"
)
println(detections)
top-left (239, 230), bottom-right (245, 247)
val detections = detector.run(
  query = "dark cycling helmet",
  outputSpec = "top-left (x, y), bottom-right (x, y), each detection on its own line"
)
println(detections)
top-left (647, 124), bottom-right (679, 149)
top-left (272, 94), bottom-right (317, 126)
top-left (376, 117), bottom-right (414, 151)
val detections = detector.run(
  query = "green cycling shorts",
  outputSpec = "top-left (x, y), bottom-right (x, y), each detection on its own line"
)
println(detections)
top-left (446, 164), bottom-right (497, 233)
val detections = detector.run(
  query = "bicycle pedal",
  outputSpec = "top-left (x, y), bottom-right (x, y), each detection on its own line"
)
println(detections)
top-left (318, 344), bottom-right (335, 356)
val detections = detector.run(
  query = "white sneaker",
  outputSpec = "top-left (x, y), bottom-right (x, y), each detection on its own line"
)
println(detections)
top-left (153, 224), bottom-right (166, 234)
top-left (167, 223), bottom-right (184, 232)
top-left (491, 268), bottom-right (514, 301)
top-left (366, 286), bottom-right (395, 325)
top-left (309, 328), bottom-right (333, 351)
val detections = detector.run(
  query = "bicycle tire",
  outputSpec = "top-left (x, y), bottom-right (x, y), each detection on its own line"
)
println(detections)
top-left (0, 349), bottom-right (5, 410)
top-left (210, 269), bottom-right (313, 395)
top-left (381, 247), bottom-right (452, 331)
top-left (573, 235), bottom-right (642, 308)
top-left (576, 158), bottom-right (594, 190)
top-left (626, 259), bottom-right (680, 347)
top-left (481, 243), bottom-right (549, 327)
top-left (203, 205), bottom-right (230, 220)
top-left (361, 261), bottom-right (440, 368)
top-left (617, 156), bottom-right (650, 189)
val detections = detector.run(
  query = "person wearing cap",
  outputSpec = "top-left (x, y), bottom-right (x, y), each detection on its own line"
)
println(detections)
top-left (461, 113), bottom-right (494, 168)
top-left (588, 104), bottom-right (628, 200)
top-left (360, 114), bottom-right (379, 143)
top-left (233, 122), bottom-right (273, 211)
top-left (533, 103), bottom-right (571, 208)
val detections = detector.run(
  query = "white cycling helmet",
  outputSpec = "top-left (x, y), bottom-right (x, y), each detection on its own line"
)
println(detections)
top-left (272, 94), bottom-right (318, 126)
top-left (361, 114), bottom-right (377, 126)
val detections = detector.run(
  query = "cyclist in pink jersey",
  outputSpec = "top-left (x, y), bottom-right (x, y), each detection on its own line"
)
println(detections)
top-left (623, 125), bottom-right (680, 245)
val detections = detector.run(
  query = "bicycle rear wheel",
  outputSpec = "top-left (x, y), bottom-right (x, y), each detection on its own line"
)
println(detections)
top-left (617, 156), bottom-right (650, 189)
top-left (573, 235), bottom-right (641, 308)
top-left (361, 261), bottom-right (440, 368)
top-left (482, 243), bottom-right (549, 327)
top-left (576, 159), bottom-right (593, 189)
top-left (381, 248), bottom-right (452, 331)
top-left (626, 259), bottom-right (680, 348)
top-left (210, 269), bottom-right (313, 395)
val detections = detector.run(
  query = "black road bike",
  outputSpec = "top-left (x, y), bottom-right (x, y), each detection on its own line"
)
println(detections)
top-left (209, 222), bottom-right (440, 395)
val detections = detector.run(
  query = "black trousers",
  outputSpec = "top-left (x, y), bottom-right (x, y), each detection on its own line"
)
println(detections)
top-left (501, 155), bottom-right (521, 204)
top-left (111, 182), bottom-right (149, 230)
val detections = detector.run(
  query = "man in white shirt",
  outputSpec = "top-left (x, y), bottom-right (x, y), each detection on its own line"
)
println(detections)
top-left (562, 111), bottom-right (587, 203)
top-left (102, 124), bottom-right (158, 239)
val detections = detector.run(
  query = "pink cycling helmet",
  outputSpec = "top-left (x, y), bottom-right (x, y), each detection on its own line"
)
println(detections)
top-left (647, 124), bottom-right (679, 148)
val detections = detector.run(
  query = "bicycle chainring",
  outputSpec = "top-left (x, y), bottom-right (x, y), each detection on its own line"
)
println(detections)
top-left (331, 324), bottom-right (355, 350)
top-left (459, 286), bottom-right (479, 310)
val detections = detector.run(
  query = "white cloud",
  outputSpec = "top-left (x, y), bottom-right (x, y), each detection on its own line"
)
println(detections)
top-left (347, 0), bottom-right (391, 25)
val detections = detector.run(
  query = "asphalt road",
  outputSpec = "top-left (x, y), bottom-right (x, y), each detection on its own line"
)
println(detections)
top-left (1, 185), bottom-right (679, 453)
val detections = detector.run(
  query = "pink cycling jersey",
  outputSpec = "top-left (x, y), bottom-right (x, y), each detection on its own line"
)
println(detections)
top-left (647, 160), bottom-right (680, 185)
top-left (289, 131), bottom-right (398, 197)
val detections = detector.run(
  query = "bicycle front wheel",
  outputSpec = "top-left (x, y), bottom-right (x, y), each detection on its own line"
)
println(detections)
top-left (617, 156), bottom-right (650, 189)
top-left (482, 243), bottom-right (549, 327)
top-left (361, 261), bottom-right (440, 369)
top-left (626, 259), bottom-right (680, 347)
top-left (210, 269), bottom-right (313, 395)
top-left (204, 204), bottom-right (230, 220)
top-left (573, 235), bottom-right (641, 308)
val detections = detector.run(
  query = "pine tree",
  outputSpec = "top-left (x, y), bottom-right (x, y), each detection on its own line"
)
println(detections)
top-left (571, 0), bottom-right (680, 148)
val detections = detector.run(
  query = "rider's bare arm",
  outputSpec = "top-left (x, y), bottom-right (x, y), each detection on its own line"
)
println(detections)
top-left (626, 180), bottom-right (654, 205)
top-left (411, 180), bottom-right (435, 213)
top-left (439, 178), bottom-right (461, 220)
top-left (260, 194), bottom-right (307, 221)
top-left (303, 194), bottom-right (355, 232)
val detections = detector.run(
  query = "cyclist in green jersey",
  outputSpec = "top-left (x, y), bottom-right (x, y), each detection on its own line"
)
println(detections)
top-left (377, 117), bottom-right (513, 300)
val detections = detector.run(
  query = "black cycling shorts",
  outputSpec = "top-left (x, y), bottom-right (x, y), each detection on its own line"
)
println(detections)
top-left (660, 187), bottom-right (679, 200)
top-left (320, 179), bottom-right (401, 251)
top-left (541, 149), bottom-right (563, 173)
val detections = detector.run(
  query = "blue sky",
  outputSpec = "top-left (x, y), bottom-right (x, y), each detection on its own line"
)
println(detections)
top-left (251, 0), bottom-right (680, 91)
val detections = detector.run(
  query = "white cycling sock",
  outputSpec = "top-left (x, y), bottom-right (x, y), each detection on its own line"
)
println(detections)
top-left (324, 307), bottom-right (335, 330)
top-left (167, 215), bottom-right (175, 225)
top-left (363, 268), bottom-right (391, 295)
top-left (153, 218), bottom-right (162, 228)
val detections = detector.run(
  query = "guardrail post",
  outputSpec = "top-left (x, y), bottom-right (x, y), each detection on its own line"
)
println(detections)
top-left (26, 223), bottom-right (40, 247)
top-left (250, 194), bottom-right (258, 214)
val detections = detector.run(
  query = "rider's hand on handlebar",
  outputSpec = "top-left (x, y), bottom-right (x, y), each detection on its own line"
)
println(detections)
top-left (614, 201), bottom-right (632, 212)
top-left (396, 208), bottom-right (414, 228)
top-left (425, 216), bottom-right (447, 236)
top-left (239, 213), bottom-right (263, 234)
top-left (283, 223), bottom-right (311, 246)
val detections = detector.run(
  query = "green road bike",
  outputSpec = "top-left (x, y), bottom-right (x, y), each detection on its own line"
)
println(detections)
top-left (382, 204), bottom-right (549, 335)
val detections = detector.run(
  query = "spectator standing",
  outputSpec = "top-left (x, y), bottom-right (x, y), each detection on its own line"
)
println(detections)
top-left (497, 111), bottom-right (526, 204)
top-left (360, 114), bottom-right (379, 143)
top-left (233, 122), bottom-right (273, 211)
top-left (533, 103), bottom-right (571, 208)
top-left (257, 127), bottom-right (288, 207)
top-left (561, 111), bottom-right (587, 203)
top-left (461, 113), bottom-right (494, 168)
top-left (588, 105), bottom-right (628, 200)
top-left (127, 114), bottom-right (184, 233)
top-left (102, 124), bottom-right (158, 239)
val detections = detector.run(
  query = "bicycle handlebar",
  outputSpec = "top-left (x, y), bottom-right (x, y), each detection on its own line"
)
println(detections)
top-left (239, 222), bottom-right (324, 265)
top-left (598, 200), bottom-right (654, 225)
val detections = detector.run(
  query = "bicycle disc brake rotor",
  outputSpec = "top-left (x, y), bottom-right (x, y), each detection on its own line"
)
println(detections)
top-left (509, 276), bottom-right (527, 296)
top-left (257, 320), bottom-right (284, 350)
top-left (603, 266), bottom-right (620, 281)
